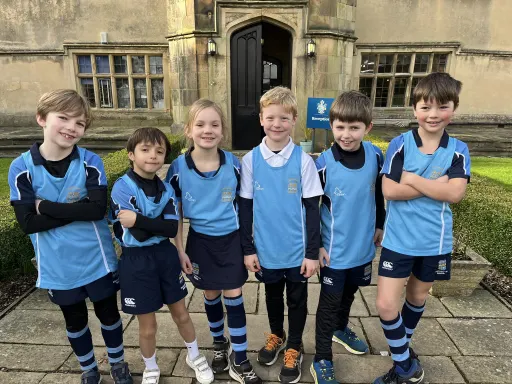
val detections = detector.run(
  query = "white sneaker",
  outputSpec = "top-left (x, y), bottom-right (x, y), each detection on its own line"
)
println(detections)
top-left (141, 368), bottom-right (160, 384)
top-left (186, 353), bottom-right (214, 384)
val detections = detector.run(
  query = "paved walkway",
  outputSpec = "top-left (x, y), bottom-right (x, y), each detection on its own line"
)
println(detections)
top-left (1, 228), bottom-right (511, 383)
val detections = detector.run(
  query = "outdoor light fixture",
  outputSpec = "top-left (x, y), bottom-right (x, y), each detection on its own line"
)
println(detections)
top-left (306, 39), bottom-right (316, 58)
top-left (208, 38), bottom-right (217, 56)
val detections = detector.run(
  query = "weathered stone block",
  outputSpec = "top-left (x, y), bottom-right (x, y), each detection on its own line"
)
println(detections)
top-left (440, 289), bottom-right (512, 318)
top-left (0, 344), bottom-right (71, 371)
top-left (0, 372), bottom-right (46, 384)
top-left (453, 356), bottom-right (512, 383)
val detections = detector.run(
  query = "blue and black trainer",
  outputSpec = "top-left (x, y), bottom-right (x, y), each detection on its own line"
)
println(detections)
top-left (332, 327), bottom-right (369, 354)
top-left (310, 359), bottom-right (340, 384)
top-left (373, 358), bottom-right (424, 384)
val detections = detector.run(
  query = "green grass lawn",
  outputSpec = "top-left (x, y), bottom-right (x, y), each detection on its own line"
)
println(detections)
top-left (471, 157), bottom-right (512, 188)
top-left (0, 158), bottom-right (13, 198)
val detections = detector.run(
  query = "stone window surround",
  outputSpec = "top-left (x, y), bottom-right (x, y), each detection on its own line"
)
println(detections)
top-left (65, 43), bottom-right (169, 111)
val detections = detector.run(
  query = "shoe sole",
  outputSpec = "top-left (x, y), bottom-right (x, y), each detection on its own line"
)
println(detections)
top-left (278, 353), bottom-right (303, 384)
top-left (212, 342), bottom-right (233, 373)
top-left (228, 366), bottom-right (245, 384)
top-left (110, 372), bottom-right (134, 384)
top-left (186, 356), bottom-right (214, 384)
top-left (309, 364), bottom-right (319, 384)
top-left (257, 341), bottom-right (287, 366)
top-left (332, 335), bottom-right (368, 355)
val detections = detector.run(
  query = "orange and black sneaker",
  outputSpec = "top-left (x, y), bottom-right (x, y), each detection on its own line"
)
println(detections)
top-left (257, 331), bottom-right (287, 366)
top-left (279, 345), bottom-right (304, 383)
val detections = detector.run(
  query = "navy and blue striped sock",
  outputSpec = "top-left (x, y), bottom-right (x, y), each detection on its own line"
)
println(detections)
top-left (100, 317), bottom-right (125, 365)
top-left (204, 294), bottom-right (226, 343)
top-left (380, 313), bottom-right (411, 371)
top-left (401, 300), bottom-right (425, 343)
top-left (224, 294), bottom-right (248, 365)
top-left (67, 324), bottom-right (97, 372)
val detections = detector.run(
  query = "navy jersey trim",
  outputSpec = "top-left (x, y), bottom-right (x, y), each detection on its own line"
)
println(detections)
top-left (412, 128), bottom-right (449, 149)
top-left (30, 143), bottom-right (79, 166)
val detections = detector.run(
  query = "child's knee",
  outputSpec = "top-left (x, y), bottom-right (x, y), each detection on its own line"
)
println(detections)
top-left (172, 310), bottom-right (191, 326)
top-left (204, 290), bottom-right (222, 300)
top-left (375, 297), bottom-right (398, 317)
top-left (139, 323), bottom-right (157, 340)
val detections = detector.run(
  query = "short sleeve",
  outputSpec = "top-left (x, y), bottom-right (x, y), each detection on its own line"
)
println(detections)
top-left (448, 140), bottom-right (471, 180)
top-left (239, 151), bottom-right (254, 199)
top-left (301, 152), bottom-right (323, 198)
top-left (381, 136), bottom-right (405, 183)
top-left (372, 145), bottom-right (385, 171)
top-left (110, 178), bottom-right (141, 219)
top-left (83, 150), bottom-right (108, 190)
top-left (166, 159), bottom-right (182, 201)
top-left (231, 154), bottom-right (241, 195)
top-left (8, 156), bottom-right (35, 205)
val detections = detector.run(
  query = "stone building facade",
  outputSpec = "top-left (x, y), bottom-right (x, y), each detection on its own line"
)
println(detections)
top-left (1, 0), bottom-right (511, 149)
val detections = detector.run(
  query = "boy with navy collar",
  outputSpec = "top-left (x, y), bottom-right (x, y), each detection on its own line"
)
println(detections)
top-left (374, 73), bottom-right (471, 384)
top-left (310, 91), bottom-right (385, 384)
top-left (110, 128), bottom-right (214, 384)
top-left (8, 89), bottom-right (132, 384)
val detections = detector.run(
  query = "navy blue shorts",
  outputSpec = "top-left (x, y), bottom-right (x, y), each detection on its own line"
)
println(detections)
top-left (185, 227), bottom-right (248, 290)
top-left (119, 240), bottom-right (188, 315)
top-left (47, 272), bottom-right (119, 306)
top-left (255, 265), bottom-right (307, 284)
top-left (378, 247), bottom-right (451, 282)
top-left (320, 262), bottom-right (372, 294)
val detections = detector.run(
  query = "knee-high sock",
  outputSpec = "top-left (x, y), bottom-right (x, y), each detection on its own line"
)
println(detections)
top-left (67, 325), bottom-right (97, 371)
top-left (225, 294), bottom-right (248, 364)
top-left (204, 294), bottom-right (226, 342)
top-left (401, 300), bottom-right (425, 343)
top-left (380, 313), bottom-right (411, 371)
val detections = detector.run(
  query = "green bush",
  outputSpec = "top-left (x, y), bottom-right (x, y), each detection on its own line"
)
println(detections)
top-left (0, 133), bottom-right (186, 280)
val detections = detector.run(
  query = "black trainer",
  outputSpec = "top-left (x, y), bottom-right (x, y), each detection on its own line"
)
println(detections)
top-left (212, 338), bottom-right (232, 373)
top-left (229, 359), bottom-right (262, 384)
top-left (81, 369), bottom-right (101, 384)
top-left (257, 331), bottom-right (287, 366)
top-left (278, 346), bottom-right (303, 384)
top-left (110, 361), bottom-right (133, 384)
top-left (373, 358), bottom-right (424, 384)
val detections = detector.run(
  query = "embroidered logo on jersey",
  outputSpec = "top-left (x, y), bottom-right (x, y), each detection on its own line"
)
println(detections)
top-left (382, 261), bottom-right (393, 271)
top-left (323, 276), bottom-right (334, 286)
top-left (429, 166), bottom-right (444, 180)
top-left (334, 187), bottom-right (345, 197)
top-left (287, 178), bottom-right (299, 194)
top-left (192, 262), bottom-right (201, 281)
top-left (254, 181), bottom-right (264, 191)
top-left (66, 186), bottom-right (82, 203)
top-left (221, 187), bottom-right (234, 202)
top-left (124, 298), bottom-right (136, 307)
top-left (184, 192), bottom-right (196, 202)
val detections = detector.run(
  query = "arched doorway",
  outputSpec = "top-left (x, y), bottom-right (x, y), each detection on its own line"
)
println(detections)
top-left (231, 22), bottom-right (292, 149)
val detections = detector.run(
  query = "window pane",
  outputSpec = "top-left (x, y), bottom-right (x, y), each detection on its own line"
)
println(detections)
top-left (359, 77), bottom-right (373, 98)
top-left (360, 54), bottom-right (376, 74)
top-left (114, 56), bottom-right (127, 74)
top-left (116, 78), bottom-right (130, 108)
top-left (151, 79), bottom-right (164, 109)
top-left (378, 54), bottom-right (394, 73)
top-left (375, 77), bottom-right (390, 107)
top-left (132, 56), bottom-right (145, 74)
top-left (149, 56), bottom-right (163, 74)
top-left (396, 55), bottom-right (412, 73)
top-left (392, 77), bottom-right (408, 107)
top-left (432, 54), bottom-right (448, 72)
top-left (77, 55), bottom-right (92, 73)
top-left (409, 77), bottom-right (422, 106)
top-left (134, 79), bottom-right (148, 108)
top-left (95, 55), bottom-right (110, 74)
top-left (414, 54), bottom-right (429, 73)
top-left (80, 78), bottom-right (95, 107)
top-left (98, 78), bottom-right (113, 108)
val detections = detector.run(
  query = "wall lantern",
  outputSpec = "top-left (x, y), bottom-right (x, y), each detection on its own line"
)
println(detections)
top-left (306, 39), bottom-right (316, 58)
top-left (208, 38), bottom-right (217, 56)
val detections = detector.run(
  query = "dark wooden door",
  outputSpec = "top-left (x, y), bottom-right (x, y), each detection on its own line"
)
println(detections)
top-left (231, 24), bottom-right (263, 149)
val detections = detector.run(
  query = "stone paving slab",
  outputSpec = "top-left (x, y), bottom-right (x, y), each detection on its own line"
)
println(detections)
top-left (440, 289), bottom-right (512, 318)
top-left (60, 347), bottom-right (180, 375)
top-left (360, 317), bottom-right (460, 356)
top-left (438, 318), bottom-right (512, 356)
top-left (0, 309), bottom-right (132, 346)
top-left (0, 344), bottom-right (71, 371)
top-left (39, 373), bottom-right (191, 383)
top-left (0, 372), bottom-right (46, 384)
top-left (187, 282), bottom-right (259, 314)
top-left (453, 356), bottom-right (512, 383)
top-left (360, 286), bottom-right (453, 317)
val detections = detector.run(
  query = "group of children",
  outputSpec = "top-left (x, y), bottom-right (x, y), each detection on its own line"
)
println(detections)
top-left (9, 71), bottom-right (470, 384)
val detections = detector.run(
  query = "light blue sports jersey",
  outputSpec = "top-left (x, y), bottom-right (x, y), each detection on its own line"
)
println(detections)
top-left (110, 174), bottom-right (179, 247)
top-left (382, 130), bottom-right (457, 256)
top-left (15, 147), bottom-right (117, 290)
top-left (318, 142), bottom-right (380, 269)
top-left (253, 144), bottom-right (305, 269)
top-left (171, 151), bottom-right (240, 236)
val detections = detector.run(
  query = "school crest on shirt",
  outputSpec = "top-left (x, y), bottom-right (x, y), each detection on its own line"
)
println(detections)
top-left (221, 187), bottom-right (234, 202)
top-left (429, 166), bottom-right (444, 180)
top-left (66, 186), bottom-right (82, 203)
top-left (288, 178), bottom-right (299, 194)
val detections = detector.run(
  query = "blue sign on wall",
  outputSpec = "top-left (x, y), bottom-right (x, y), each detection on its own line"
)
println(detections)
top-left (306, 97), bottom-right (335, 130)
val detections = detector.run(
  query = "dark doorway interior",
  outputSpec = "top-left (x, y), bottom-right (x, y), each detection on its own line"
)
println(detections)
top-left (231, 22), bottom-right (292, 149)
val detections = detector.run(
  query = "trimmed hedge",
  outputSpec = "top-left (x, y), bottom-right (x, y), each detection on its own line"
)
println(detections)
top-left (0, 133), bottom-right (186, 280)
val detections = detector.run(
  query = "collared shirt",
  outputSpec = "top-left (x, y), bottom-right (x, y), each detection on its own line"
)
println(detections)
top-left (184, 147), bottom-right (226, 178)
top-left (127, 168), bottom-right (166, 203)
top-left (240, 136), bottom-right (323, 199)
top-left (30, 143), bottom-right (79, 177)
